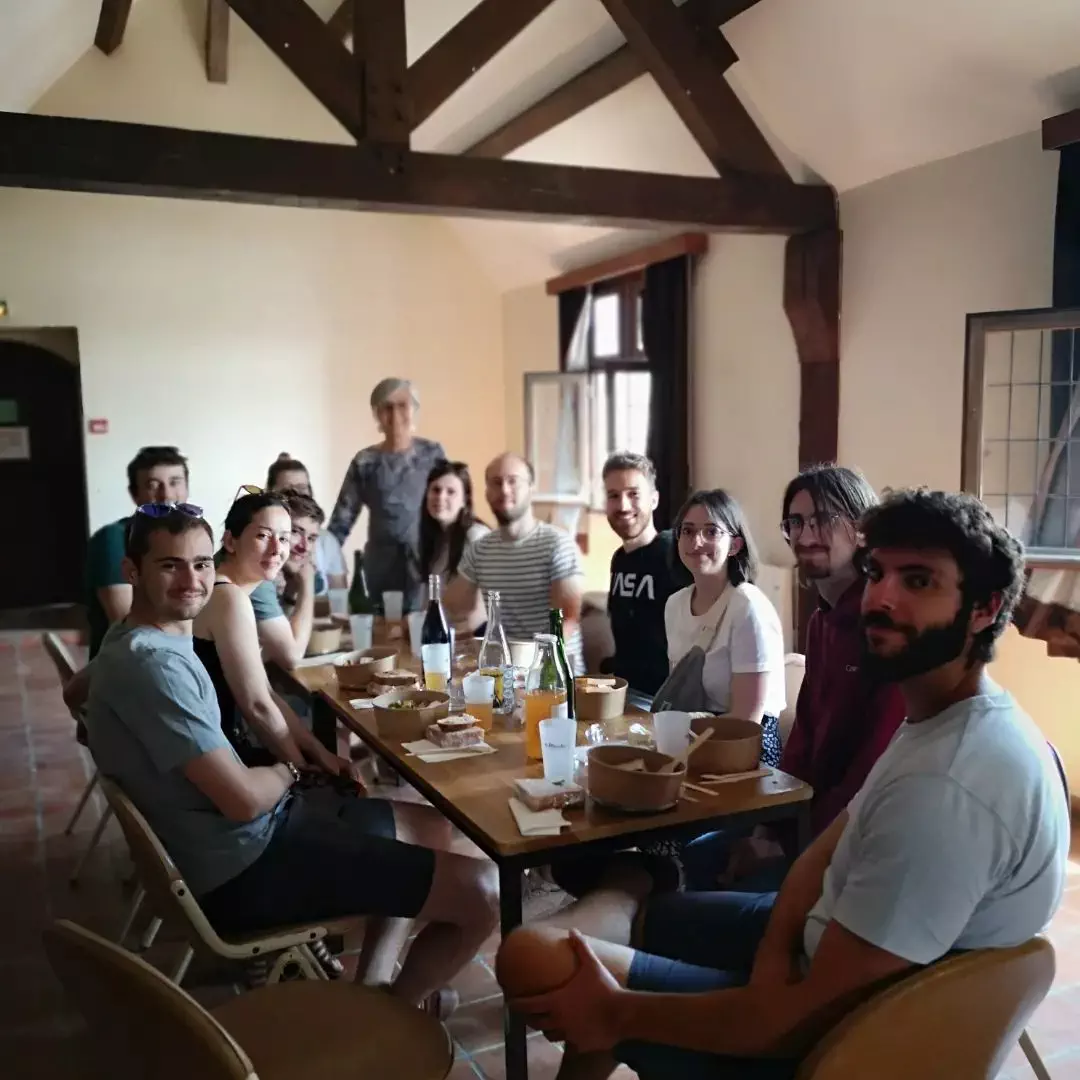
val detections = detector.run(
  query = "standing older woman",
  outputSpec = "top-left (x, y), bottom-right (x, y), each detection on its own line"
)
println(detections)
top-left (657, 489), bottom-right (786, 766)
top-left (328, 378), bottom-right (446, 612)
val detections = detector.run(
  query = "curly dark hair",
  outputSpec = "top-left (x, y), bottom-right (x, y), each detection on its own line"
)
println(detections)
top-left (858, 488), bottom-right (1025, 664)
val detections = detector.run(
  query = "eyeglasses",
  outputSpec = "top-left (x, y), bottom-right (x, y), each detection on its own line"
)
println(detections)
top-left (780, 511), bottom-right (842, 541)
top-left (677, 524), bottom-right (729, 543)
top-left (135, 502), bottom-right (204, 520)
top-left (232, 484), bottom-right (264, 503)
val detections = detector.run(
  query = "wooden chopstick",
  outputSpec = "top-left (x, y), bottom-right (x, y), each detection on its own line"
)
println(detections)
top-left (683, 781), bottom-right (718, 797)
top-left (699, 767), bottom-right (770, 785)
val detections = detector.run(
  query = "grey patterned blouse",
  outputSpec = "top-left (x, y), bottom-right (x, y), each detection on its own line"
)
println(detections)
top-left (327, 437), bottom-right (446, 610)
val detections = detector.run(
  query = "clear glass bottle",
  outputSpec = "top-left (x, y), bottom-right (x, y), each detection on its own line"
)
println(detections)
top-left (477, 591), bottom-right (512, 712)
top-left (524, 634), bottom-right (567, 761)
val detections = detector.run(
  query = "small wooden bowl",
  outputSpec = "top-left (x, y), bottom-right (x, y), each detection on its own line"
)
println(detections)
top-left (334, 647), bottom-right (397, 692)
top-left (369, 669), bottom-right (420, 697)
top-left (688, 715), bottom-right (762, 776)
top-left (372, 689), bottom-right (451, 743)
top-left (587, 744), bottom-right (684, 813)
top-left (575, 677), bottom-right (628, 723)
top-left (306, 619), bottom-right (343, 657)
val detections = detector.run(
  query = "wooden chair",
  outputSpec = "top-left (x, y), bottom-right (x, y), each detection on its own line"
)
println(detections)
top-left (796, 937), bottom-right (1055, 1079)
top-left (101, 778), bottom-right (347, 984)
top-left (40, 632), bottom-right (111, 885)
top-left (44, 919), bottom-right (454, 1080)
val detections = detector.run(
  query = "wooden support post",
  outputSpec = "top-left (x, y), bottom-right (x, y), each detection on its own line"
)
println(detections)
top-left (784, 226), bottom-right (842, 648)
top-left (353, 0), bottom-right (409, 143)
top-left (205, 0), bottom-right (230, 85)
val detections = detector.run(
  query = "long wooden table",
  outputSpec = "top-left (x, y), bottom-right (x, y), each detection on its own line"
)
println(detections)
top-left (276, 652), bottom-right (813, 1080)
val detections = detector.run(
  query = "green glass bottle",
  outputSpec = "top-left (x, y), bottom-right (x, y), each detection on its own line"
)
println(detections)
top-left (549, 608), bottom-right (575, 719)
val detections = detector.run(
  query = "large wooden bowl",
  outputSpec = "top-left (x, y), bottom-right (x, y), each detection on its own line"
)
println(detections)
top-left (372, 689), bottom-right (450, 743)
top-left (587, 744), bottom-right (685, 813)
top-left (333, 647), bottom-right (397, 692)
top-left (574, 677), bottom-right (628, 724)
top-left (306, 620), bottom-right (343, 657)
top-left (688, 714), bottom-right (762, 776)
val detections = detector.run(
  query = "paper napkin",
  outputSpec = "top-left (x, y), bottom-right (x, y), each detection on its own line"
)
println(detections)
top-left (401, 739), bottom-right (498, 763)
top-left (508, 797), bottom-right (570, 837)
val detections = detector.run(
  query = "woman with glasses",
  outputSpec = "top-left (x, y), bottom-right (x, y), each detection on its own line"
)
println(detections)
top-left (658, 489), bottom-right (785, 766)
top-left (326, 378), bottom-right (446, 613)
top-left (192, 491), bottom-right (349, 777)
top-left (418, 460), bottom-right (489, 585)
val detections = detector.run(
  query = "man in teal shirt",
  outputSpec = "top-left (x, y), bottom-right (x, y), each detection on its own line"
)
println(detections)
top-left (84, 446), bottom-right (189, 657)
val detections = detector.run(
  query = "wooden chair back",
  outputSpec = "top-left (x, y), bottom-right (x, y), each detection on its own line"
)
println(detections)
top-left (42, 631), bottom-right (78, 684)
top-left (797, 937), bottom-right (1056, 1079)
top-left (43, 919), bottom-right (255, 1080)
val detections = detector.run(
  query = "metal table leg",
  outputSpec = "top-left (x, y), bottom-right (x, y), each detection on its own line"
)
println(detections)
top-left (499, 861), bottom-right (528, 1080)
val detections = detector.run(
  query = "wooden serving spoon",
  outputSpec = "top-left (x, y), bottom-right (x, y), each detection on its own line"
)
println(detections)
top-left (658, 727), bottom-right (714, 774)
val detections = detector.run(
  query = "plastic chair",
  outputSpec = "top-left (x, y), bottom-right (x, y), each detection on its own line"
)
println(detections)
top-left (44, 919), bottom-right (454, 1080)
top-left (796, 937), bottom-right (1055, 1079)
top-left (101, 778), bottom-right (349, 984)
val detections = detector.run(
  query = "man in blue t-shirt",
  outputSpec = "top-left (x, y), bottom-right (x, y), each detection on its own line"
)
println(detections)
top-left (84, 445), bottom-right (189, 658)
top-left (496, 489), bottom-right (1069, 1079)
top-left (83, 505), bottom-right (497, 1005)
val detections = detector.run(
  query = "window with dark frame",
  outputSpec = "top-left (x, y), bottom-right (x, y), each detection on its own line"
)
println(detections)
top-left (962, 306), bottom-right (1080, 561)
top-left (561, 274), bottom-right (652, 507)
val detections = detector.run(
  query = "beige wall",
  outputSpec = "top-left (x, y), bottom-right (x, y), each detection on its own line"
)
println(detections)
top-left (0, 0), bottom-right (503, 544)
top-left (501, 284), bottom-right (558, 457)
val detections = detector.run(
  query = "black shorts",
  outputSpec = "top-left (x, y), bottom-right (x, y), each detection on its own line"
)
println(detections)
top-left (200, 789), bottom-right (436, 936)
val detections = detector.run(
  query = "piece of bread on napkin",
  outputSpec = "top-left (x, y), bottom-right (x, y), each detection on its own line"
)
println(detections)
top-left (426, 715), bottom-right (485, 749)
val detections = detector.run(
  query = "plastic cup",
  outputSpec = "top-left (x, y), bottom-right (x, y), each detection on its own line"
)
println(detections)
top-left (328, 588), bottom-right (349, 617)
top-left (463, 672), bottom-right (496, 731)
top-left (653, 711), bottom-right (693, 758)
top-left (383, 591), bottom-right (404, 622)
top-left (407, 612), bottom-right (426, 657)
top-left (349, 614), bottom-right (374, 651)
top-left (539, 715), bottom-right (577, 785)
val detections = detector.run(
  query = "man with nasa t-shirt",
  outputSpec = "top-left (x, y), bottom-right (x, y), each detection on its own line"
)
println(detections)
top-left (601, 453), bottom-right (690, 696)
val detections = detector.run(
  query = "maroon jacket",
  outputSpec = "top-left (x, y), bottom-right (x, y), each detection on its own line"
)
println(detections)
top-left (780, 580), bottom-right (907, 840)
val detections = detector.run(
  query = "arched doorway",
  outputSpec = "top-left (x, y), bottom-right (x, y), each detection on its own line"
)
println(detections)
top-left (0, 339), bottom-right (89, 610)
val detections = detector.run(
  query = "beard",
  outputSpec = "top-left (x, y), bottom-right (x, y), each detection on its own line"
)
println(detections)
top-left (860, 603), bottom-right (971, 682)
top-left (493, 502), bottom-right (529, 527)
top-left (609, 512), bottom-right (648, 541)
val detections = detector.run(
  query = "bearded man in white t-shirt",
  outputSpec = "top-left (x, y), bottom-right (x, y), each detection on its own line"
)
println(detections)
top-left (494, 488), bottom-right (1069, 1080)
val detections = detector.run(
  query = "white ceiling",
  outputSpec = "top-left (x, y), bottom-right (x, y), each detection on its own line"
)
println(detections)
top-left (4, 0), bottom-right (1080, 288)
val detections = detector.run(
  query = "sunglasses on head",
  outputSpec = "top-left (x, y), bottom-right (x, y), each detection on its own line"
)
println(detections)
top-left (135, 502), bottom-right (204, 520)
top-left (232, 484), bottom-right (264, 503)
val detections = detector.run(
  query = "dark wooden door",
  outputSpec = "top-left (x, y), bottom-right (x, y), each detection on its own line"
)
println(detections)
top-left (0, 341), bottom-right (89, 610)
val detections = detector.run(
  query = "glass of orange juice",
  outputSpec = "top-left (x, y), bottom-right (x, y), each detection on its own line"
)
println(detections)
top-left (463, 672), bottom-right (496, 732)
top-left (524, 689), bottom-right (566, 759)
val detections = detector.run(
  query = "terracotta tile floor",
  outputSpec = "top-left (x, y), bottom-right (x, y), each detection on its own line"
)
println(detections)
top-left (3, 631), bottom-right (1079, 1080)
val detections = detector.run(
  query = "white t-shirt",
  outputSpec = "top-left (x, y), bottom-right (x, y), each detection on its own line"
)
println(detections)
top-left (804, 687), bottom-right (1069, 965)
top-left (663, 583), bottom-right (786, 716)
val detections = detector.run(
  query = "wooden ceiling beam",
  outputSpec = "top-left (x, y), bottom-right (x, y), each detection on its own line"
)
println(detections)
top-left (598, 0), bottom-right (784, 177)
top-left (94, 0), bottom-right (134, 55)
top-left (1043, 108), bottom-right (1080, 151)
top-left (462, 0), bottom-right (762, 159)
top-left (205, 0), bottom-right (230, 85)
top-left (328, 0), bottom-right (352, 42)
top-left (409, 0), bottom-right (557, 129)
top-left (0, 112), bottom-right (837, 234)
top-left (223, 0), bottom-right (362, 139)
top-left (353, 0), bottom-right (408, 143)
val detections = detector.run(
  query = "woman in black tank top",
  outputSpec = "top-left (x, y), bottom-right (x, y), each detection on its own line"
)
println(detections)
top-left (192, 492), bottom-right (344, 774)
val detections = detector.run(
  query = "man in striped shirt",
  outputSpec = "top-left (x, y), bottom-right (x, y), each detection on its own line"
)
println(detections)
top-left (446, 453), bottom-right (585, 674)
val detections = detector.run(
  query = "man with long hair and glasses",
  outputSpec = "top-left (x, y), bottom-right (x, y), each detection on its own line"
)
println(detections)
top-left (493, 489), bottom-right (1068, 1080)
top-left (83, 504), bottom-right (499, 1009)
top-left (683, 464), bottom-right (907, 890)
top-left (84, 445), bottom-right (190, 658)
